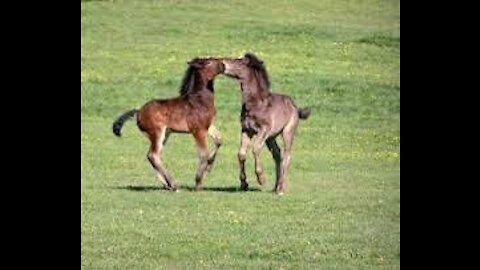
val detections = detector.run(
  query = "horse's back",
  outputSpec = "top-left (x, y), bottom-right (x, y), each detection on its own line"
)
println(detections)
top-left (137, 97), bottom-right (190, 133)
top-left (270, 93), bottom-right (297, 115)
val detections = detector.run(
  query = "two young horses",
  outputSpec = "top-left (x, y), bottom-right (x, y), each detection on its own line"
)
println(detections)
top-left (113, 54), bottom-right (310, 194)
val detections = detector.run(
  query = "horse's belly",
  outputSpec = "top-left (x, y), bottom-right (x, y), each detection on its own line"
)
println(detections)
top-left (167, 118), bottom-right (189, 132)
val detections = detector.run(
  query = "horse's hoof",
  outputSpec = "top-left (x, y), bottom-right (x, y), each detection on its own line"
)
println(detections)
top-left (240, 184), bottom-right (249, 191)
top-left (167, 185), bottom-right (179, 192)
top-left (194, 186), bottom-right (203, 192)
top-left (258, 181), bottom-right (267, 190)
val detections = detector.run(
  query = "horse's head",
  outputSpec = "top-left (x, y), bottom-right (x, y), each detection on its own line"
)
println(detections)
top-left (223, 53), bottom-right (271, 90)
top-left (188, 58), bottom-right (225, 80)
top-left (222, 53), bottom-right (265, 81)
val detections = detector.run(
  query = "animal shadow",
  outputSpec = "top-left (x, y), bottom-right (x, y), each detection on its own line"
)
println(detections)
top-left (114, 185), bottom-right (261, 193)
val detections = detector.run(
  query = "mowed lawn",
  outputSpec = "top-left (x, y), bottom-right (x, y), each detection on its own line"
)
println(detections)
top-left (81, 0), bottom-right (400, 269)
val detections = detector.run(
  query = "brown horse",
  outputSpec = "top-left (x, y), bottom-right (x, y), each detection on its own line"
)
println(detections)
top-left (222, 53), bottom-right (311, 194)
top-left (112, 58), bottom-right (225, 192)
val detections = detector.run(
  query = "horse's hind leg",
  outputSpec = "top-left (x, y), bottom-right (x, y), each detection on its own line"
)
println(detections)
top-left (147, 127), bottom-right (177, 191)
top-left (276, 117), bottom-right (299, 195)
top-left (193, 130), bottom-right (209, 191)
top-left (266, 137), bottom-right (282, 191)
top-left (252, 129), bottom-right (269, 187)
top-left (206, 125), bottom-right (223, 172)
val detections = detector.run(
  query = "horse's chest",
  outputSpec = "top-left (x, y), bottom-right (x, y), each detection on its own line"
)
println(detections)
top-left (241, 105), bottom-right (265, 132)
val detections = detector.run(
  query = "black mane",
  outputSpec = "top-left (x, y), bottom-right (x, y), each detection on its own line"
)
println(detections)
top-left (245, 53), bottom-right (271, 90)
top-left (179, 65), bottom-right (197, 96)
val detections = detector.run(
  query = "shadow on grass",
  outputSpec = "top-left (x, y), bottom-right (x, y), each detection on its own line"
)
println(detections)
top-left (114, 185), bottom-right (163, 192)
top-left (113, 185), bottom-right (262, 193)
top-left (183, 185), bottom-right (262, 193)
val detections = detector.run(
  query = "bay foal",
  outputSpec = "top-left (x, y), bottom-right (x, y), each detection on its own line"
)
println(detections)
top-left (223, 54), bottom-right (311, 194)
top-left (112, 58), bottom-right (225, 191)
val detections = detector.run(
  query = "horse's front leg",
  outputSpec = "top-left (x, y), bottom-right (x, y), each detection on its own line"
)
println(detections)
top-left (193, 130), bottom-right (209, 191)
top-left (238, 131), bottom-right (252, 191)
top-left (206, 124), bottom-right (223, 172)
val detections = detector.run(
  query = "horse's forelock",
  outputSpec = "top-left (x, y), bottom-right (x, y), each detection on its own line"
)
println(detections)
top-left (244, 53), bottom-right (263, 68)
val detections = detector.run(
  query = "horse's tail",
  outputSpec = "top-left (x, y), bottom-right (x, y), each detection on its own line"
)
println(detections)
top-left (298, 107), bottom-right (311, 120)
top-left (112, 109), bottom-right (139, 137)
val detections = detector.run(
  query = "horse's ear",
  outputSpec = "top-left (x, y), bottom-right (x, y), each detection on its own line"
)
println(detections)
top-left (243, 53), bottom-right (263, 67)
top-left (242, 56), bottom-right (251, 65)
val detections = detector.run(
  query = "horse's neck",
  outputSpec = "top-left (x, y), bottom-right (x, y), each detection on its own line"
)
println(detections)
top-left (241, 77), bottom-right (269, 105)
top-left (187, 74), bottom-right (214, 103)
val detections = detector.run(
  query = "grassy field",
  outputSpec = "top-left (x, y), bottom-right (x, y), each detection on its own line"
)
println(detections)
top-left (81, 0), bottom-right (400, 269)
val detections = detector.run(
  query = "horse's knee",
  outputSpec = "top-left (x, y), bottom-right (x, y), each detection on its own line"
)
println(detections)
top-left (238, 152), bottom-right (246, 162)
top-left (252, 146), bottom-right (262, 156)
top-left (255, 167), bottom-right (264, 176)
top-left (285, 150), bottom-right (293, 157)
top-left (215, 136), bottom-right (223, 147)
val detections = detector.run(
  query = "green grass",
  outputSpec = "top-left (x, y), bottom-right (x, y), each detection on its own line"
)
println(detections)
top-left (81, 0), bottom-right (400, 269)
